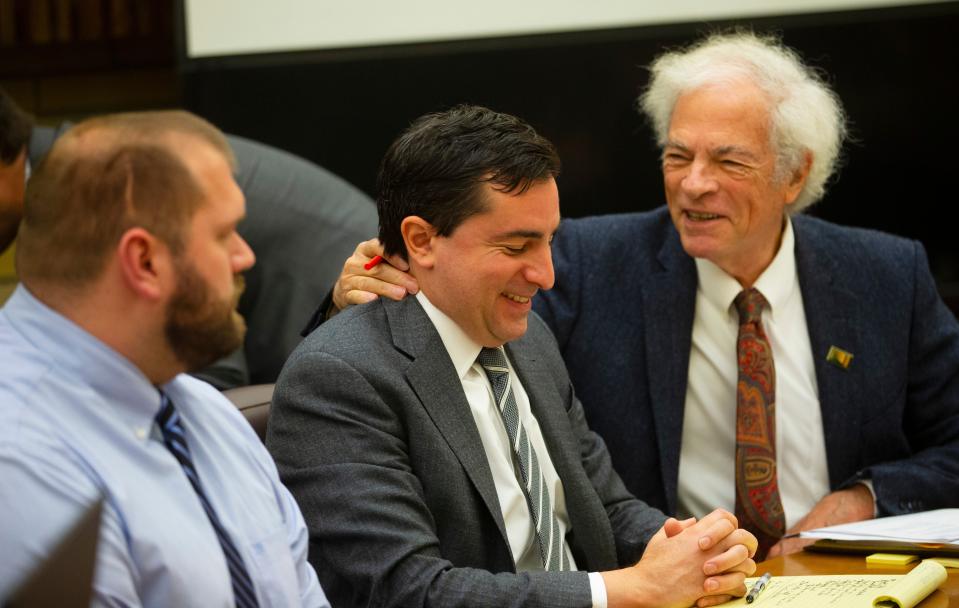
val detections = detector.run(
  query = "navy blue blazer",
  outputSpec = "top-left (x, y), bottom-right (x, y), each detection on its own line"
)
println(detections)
top-left (534, 206), bottom-right (959, 517)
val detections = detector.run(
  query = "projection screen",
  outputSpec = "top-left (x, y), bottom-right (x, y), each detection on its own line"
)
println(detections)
top-left (183, 0), bottom-right (947, 59)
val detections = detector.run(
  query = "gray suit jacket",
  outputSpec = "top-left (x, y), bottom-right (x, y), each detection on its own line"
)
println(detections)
top-left (30, 126), bottom-right (378, 388)
top-left (213, 135), bottom-right (377, 386)
top-left (267, 296), bottom-right (666, 608)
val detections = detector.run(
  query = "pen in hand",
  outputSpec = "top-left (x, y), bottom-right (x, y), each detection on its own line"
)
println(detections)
top-left (364, 255), bottom-right (385, 270)
top-left (745, 572), bottom-right (772, 604)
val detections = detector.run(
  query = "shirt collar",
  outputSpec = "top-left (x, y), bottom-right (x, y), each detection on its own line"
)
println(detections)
top-left (3, 285), bottom-right (164, 428)
top-left (415, 291), bottom-right (483, 380)
top-left (694, 216), bottom-right (798, 321)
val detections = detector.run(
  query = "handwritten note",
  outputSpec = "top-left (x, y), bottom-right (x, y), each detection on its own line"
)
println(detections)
top-left (718, 560), bottom-right (947, 608)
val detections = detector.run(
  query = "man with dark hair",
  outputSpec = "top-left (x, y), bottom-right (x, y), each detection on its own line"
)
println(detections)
top-left (0, 111), bottom-right (328, 606)
top-left (0, 87), bottom-right (34, 253)
top-left (267, 105), bottom-right (756, 608)
top-left (0, 86), bottom-right (377, 388)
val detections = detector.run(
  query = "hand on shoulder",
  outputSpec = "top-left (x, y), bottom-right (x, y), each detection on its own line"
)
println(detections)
top-left (331, 238), bottom-right (419, 313)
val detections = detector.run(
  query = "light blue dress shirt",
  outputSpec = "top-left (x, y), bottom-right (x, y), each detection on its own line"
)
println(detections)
top-left (0, 286), bottom-right (329, 607)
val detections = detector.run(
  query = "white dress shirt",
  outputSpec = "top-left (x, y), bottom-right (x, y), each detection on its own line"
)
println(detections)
top-left (676, 219), bottom-right (832, 529)
top-left (416, 292), bottom-right (607, 607)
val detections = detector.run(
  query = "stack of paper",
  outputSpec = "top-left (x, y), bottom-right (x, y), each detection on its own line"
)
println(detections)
top-left (800, 509), bottom-right (959, 555)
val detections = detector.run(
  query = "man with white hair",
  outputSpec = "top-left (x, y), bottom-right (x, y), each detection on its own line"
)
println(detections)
top-left (326, 32), bottom-right (959, 560)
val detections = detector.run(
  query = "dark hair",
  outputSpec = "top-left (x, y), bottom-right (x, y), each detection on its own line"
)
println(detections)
top-left (0, 87), bottom-right (35, 164)
top-left (376, 105), bottom-right (560, 259)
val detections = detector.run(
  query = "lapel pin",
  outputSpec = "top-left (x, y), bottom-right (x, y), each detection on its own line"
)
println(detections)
top-left (826, 345), bottom-right (854, 370)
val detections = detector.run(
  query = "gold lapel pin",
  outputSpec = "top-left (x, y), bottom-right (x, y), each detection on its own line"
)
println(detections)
top-left (826, 345), bottom-right (854, 370)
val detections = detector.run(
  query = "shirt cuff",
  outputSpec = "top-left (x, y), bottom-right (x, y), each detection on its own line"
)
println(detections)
top-left (857, 479), bottom-right (879, 517)
top-left (588, 571), bottom-right (608, 608)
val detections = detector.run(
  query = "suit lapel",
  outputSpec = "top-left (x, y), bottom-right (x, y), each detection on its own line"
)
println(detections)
top-left (793, 218), bottom-right (863, 489)
top-left (384, 298), bottom-right (512, 553)
top-left (642, 227), bottom-right (697, 514)
top-left (506, 340), bottom-right (619, 571)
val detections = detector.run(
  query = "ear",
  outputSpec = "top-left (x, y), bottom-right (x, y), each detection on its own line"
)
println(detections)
top-left (783, 151), bottom-right (813, 206)
top-left (401, 216), bottom-right (438, 269)
top-left (115, 227), bottom-right (171, 301)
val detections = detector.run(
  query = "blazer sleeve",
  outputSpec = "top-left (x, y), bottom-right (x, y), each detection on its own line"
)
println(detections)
top-left (566, 382), bottom-right (666, 566)
top-left (860, 242), bottom-right (959, 514)
top-left (528, 314), bottom-right (667, 567)
top-left (266, 349), bottom-right (595, 608)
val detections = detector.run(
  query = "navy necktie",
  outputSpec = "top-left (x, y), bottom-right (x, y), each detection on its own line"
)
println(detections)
top-left (156, 393), bottom-right (260, 608)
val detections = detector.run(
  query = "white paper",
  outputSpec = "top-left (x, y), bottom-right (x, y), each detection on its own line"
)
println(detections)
top-left (800, 510), bottom-right (959, 544)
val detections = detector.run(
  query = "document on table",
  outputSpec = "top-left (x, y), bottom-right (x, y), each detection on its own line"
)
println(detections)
top-left (800, 510), bottom-right (959, 545)
top-left (717, 560), bottom-right (947, 608)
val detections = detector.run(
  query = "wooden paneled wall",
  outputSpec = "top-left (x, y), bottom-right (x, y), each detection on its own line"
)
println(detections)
top-left (0, 0), bottom-right (178, 297)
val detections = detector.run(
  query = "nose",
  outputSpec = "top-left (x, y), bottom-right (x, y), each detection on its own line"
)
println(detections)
top-left (524, 243), bottom-right (555, 291)
top-left (680, 160), bottom-right (718, 199)
top-left (232, 233), bottom-right (256, 272)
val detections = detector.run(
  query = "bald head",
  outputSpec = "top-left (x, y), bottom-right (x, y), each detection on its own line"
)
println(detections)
top-left (16, 111), bottom-right (234, 290)
top-left (59, 110), bottom-right (235, 168)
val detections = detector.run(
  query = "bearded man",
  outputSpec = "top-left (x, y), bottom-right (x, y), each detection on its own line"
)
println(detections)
top-left (0, 111), bottom-right (328, 607)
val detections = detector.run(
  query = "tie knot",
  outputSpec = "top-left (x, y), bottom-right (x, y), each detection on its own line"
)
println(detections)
top-left (155, 391), bottom-right (184, 440)
top-left (477, 346), bottom-right (509, 372)
top-left (156, 391), bottom-right (175, 424)
top-left (734, 288), bottom-right (768, 325)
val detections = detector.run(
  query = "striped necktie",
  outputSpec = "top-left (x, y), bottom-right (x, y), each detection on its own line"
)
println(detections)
top-left (733, 288), bottom-right (785, 560)
top-left (156, 393), bottom-right (260, 608)
top-left (477, 346), bottom-right (567, 571)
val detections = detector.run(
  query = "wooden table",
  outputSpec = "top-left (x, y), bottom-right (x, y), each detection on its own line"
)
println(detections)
top-left (757, 551), bottom-right (959, 607)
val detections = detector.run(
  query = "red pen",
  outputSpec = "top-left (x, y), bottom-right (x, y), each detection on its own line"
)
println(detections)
top-left (363, 255), bottom-right (385, 271)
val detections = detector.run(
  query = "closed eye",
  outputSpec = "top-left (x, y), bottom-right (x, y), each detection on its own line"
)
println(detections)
top-left (720, 161), bottom-right (753, 177)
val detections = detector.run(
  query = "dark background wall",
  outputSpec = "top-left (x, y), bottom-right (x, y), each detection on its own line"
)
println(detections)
top-left (183, 3), bottom-right (957, 306)
top-left (0, 0), bottom-right (179, 303)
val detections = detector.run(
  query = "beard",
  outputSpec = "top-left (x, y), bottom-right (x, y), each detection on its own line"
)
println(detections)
top-left (164, 257), bottom-right (247, 373)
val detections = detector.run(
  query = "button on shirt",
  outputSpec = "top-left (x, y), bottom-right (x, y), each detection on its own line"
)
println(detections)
top-left (416, 292), bottom-right (608, 607)
top-left (0, 286), bottom-right (328, 607)
top-left (677, 219), bottom-right (832, 529)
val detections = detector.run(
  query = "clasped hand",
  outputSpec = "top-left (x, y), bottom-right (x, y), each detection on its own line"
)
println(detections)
top-left (603, 509), bottom-right (757, 608)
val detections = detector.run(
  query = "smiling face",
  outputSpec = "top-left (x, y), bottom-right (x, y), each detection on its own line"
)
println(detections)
top-left (663, 82), bottom-right (808, 286)
top-left (416, 178), bottom-right (560, 347)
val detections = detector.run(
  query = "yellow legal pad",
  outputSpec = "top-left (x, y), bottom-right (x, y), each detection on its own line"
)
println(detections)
top-left (717, 559), bottom-right (947, 608)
